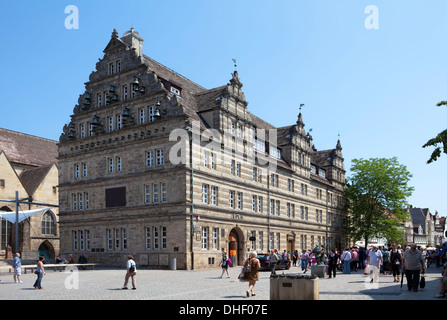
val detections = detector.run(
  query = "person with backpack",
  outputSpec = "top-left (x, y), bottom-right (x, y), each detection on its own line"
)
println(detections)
top-left (218, 250), bottom-right (231, 278)
top-left (244, 251), bottom-right (261, 298)
top-left (122, 255), bottom-right (137, 290)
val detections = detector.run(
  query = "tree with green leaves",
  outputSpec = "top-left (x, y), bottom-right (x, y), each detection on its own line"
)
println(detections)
top-left (344, 157), bottom-right (414, 248)
top-left (422, 101), bottom-right (447, 163)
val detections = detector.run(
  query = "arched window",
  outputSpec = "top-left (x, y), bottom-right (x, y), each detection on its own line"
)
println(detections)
top-left (41, 211), bottom-right (55, 235)
top-left (0, 206), bottom-right (12, 250)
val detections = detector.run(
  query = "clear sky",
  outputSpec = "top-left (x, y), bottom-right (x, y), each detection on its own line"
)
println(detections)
top-left (1, 1), bottom-right (446, 217)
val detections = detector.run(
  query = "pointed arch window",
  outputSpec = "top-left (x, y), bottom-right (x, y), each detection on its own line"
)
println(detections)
top-left (41, 211), bottom-right (56, 235)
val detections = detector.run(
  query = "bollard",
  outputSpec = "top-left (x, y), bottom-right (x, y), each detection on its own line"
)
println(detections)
top-left (170, 258), bottom-right (177, 270)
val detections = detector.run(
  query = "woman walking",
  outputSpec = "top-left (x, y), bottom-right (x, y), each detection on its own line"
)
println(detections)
top-left (218, 251), bottom-right (230, 278)
top-left (390, 243), bottom-right (402, 282)
top-left (244, 251), bottom-right (261, 298)
top-left (33, 256), bottom-right (46, 290)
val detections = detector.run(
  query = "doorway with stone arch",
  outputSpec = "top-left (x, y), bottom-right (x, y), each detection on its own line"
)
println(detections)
top-left (38, 240), bottom-right (55, 260)
top-left (228, 227), bottom-right (244, 267)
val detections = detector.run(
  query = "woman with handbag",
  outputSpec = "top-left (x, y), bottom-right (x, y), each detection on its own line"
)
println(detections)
top-left (33, 256), bottom-right (46, 290)
top-left (390, 243), bottom-right (402, 283)
top-left (244, 251), bottom-right (260, 298)
top-left (218, 251), bottom-right (230, 278)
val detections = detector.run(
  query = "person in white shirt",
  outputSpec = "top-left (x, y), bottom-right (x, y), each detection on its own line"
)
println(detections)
top-left (367, 246), bottom-right (383, 283)
top-left (341, 249), bottom-right (351, 274)
top-left (122, 255), bottom-right (137, 290)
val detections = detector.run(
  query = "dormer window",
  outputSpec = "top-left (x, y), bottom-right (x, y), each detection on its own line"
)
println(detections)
top-left (319, 168), bottom-right (326, 179)
top-left (170, 86), bottom-right (180, 96)
top-left (270, 146), bottom-right (281, 160)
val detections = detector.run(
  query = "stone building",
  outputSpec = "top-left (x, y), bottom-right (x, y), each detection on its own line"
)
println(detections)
top-left (406, 206), bottom-right (445, 248)
top-left (0, 128), bottom-right (59, 259)
top-left (58, 28), bottom-right (348, 269)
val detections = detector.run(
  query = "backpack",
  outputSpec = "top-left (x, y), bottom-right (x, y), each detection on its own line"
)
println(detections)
top-left (227, 257), bottom-right (232, 265)
top-left (243, 259), bottom-right (252, 273)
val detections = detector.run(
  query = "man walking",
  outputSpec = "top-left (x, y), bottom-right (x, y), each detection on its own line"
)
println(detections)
top-left (269, 250), bottom-right (280, 275)
top-left (12, 253), bottom-right (22, 283)
top-left (122, 255), bottom-right (137, 290)
top-left (402, 244), bottom-right (426, 292)
top-left (367, 246), bottom-right (383, 283)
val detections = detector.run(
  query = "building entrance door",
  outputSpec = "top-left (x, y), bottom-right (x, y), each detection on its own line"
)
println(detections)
top-left (228, 228), bottom-right (244, 267)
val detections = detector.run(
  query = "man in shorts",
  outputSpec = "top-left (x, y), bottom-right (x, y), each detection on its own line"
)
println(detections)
top-left (12, 253), bottom-right (22, 283)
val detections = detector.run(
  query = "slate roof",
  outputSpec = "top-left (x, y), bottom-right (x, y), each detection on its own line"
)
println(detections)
top-left (0, 128), bottom-right (58, 167)
top-left (19, 164), bottom-right (53, 196)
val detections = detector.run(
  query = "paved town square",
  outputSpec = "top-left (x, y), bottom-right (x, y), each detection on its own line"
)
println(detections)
top-left (0, 264), bottom-right (443, 301)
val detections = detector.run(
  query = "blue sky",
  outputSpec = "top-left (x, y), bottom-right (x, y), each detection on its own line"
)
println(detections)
top-left (1, 1), bottom-right (446, 217)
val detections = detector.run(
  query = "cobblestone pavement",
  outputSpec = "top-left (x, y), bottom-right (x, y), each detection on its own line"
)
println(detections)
top-left (0, 264), bottom-right (443, 300)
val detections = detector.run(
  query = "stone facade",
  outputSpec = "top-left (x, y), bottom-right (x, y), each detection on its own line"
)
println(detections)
top-left (58, 28), bottom-right (348, 270)
top-left (0, 129), bottom-right (59, 259)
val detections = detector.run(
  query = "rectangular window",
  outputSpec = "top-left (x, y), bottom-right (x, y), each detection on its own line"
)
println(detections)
top-left (116, 60), bottom-right (121, 73)
top-left (145, 227), bottom-right (151, 250)
top-left (116, 114), bottom-right (122, 130)
top-left (74, 164), bottom-right (80, 179)
top-left (78, 193), bottom-right (83, 211)
top-left (202, 227), bottom-right (209, 250)
top-left (210, 153), bottom-right (216, 170)
top-left (123, 85), bottom-right (128, 101)
top-left (258, 196), bottom-right (263, 213)
top-left (107, 229), bottom-right (113, 250)
top-left (122, 229), bottom-right (127, 250)
top-left (80, 124), bottom-right (85, 138)
top-left (109, 62), bottom-right (114, 75)
top-left (85, 230), bottom-right (90, 250)
top-left (144, 184), bottom-right (151, 204)
top-left (88, 123), bottom-right (94, 137)
top-left (84, 192), bottom-right (89, 210)
top-left (97, 93), bottom-right (102, 108)
top-left (116, 156), bottom-right (122, 172)
top-left (82, 163), bottom-right (88, 178)
top-left (146, 151), bottom-right (153, 167)
top-left (275, 200), bottom-right (280, 216)
top-left (258, 232), bottom-right (263, 251)
top-left (108, 158), bottom-right (114, 173)
top-left (202, 184), bottom-right (209, 204)
top-left (108, 116), bottom-right (114, 132)
top-left (250, 231), bottom-right (256, 251)
top-left (79, 230), bottom-right (84, 250)
top-left (153, 227), bottom-right (159, 250)
top-left (161, 182), bottom-right (167, 203)
top-left (237, 192), bottom-right (243, 210)
top-left (156, 149), bottom-right (164, 166)
top-left (210, 186), bottom-right (218, 205)
top-left (72, 193), bottom-right (77, 211)
top-left (139, 108), bottom-right (145, 124)
top-left (229, 191), bottom-right (235, 208)
top-left (252, 195), bottom-right (257, 212)
top-left (152, 183), bottom-right (159, 204)
top-left (115, 229), bottom-right (120, 250)
top-left (73, 231), bottom-right (78, 251)
top-left (161, 226), bottom-right (167, 250)
top-left (236, 163), bottom-right (241, 177)
top-left (212, 228), bottom-right (219, 250)
top-left (149, 106), bottom-right (155, 122)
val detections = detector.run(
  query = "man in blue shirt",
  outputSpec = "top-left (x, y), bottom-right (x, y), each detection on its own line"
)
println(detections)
top-left (12, 253), bottom-right (22, 283)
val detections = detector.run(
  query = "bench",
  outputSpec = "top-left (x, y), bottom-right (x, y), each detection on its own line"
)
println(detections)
top-left (1, 263), bottom-right (98, 274)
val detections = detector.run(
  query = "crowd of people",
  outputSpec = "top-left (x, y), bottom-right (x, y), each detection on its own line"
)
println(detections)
top-left (227, 241), bottom-right (447, 298)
